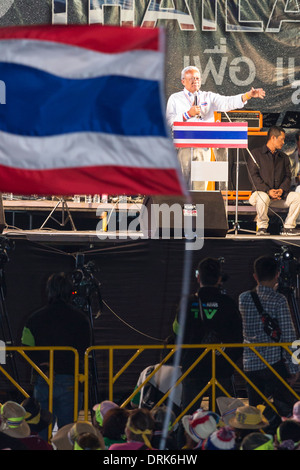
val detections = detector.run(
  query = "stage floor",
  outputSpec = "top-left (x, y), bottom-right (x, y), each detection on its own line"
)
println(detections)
top-left (1, 195), bottom-right (296, 240)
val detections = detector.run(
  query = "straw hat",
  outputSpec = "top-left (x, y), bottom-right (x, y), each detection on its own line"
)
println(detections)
top-left (229, 405), bottom-right (269, 430)
top-left (0, 401), bottom-right (30, 438)
top-left (51, 421), bottom-right (103, 450)
top-left (216, 397), bottom-right (245, 426)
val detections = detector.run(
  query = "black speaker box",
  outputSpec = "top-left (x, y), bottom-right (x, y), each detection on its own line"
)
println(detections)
top-left (140, 191), bottom-right (228, 238)
top-left (228, 132), bottom-right (267, 191)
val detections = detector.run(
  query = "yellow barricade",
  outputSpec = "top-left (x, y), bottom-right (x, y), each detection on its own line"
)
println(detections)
top-left (0, 343), bottom-right (299, 433)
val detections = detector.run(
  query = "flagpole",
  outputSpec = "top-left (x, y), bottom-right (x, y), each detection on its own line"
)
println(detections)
top-left (159, 196), bottom-right (194, 449)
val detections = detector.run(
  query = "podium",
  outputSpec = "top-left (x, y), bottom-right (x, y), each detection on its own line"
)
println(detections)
top-left (173, 121), bottom-right (248, 185)
top-left (173, 121), bottom-right (249, 234)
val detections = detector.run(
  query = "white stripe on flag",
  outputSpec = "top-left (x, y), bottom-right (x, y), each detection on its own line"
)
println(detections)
top-left (0, 130), bottom-right (177, 170)
top-left (0, 39), bottom-right (164, 80)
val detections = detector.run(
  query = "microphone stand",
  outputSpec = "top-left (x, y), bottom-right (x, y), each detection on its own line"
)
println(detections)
top-left (224, 112), bottom-right (259, 235)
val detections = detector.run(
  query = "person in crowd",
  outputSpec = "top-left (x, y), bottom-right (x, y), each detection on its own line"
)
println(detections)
top-left (283, 401), bottom-right (300, 422)
top-left (92, 400), bottom-right (119, 434)
top-left (101, 407), bottom-right (129, 449)
top-left (202, 425), bottom-right (236, 450)
top-left (166, 65), bottom-right (265, 188)
top-left (181, 408), bottom-right (220, 450)
top-left (109, 408), bottom-right (155, 450)
top-left (275, 419), bottom-right (300, 450)
top-left (239, 256), bottom-right (299, 416)
top-left (173, 257), bottom-right (243, 414)
top-left (20, 396), bottom-right (53, 450)
top-left (247, 126), bottom-right (300, 236)
top-left (150, 405), bottom-right (178, 450)
top-left (240, 432), bottom-right (274, 450)
top-left (0, 401), bottom-right (30, 450)
top-left (21, 272), bottom-right (92, 435)
top-left (73, 432), bottom-right (103, 450)
top-left (228, 405), bottom-right (269, 449)
top-left (216, 396), bottom-right (245, 426)
top-left (130, 335), bottom-right (182, 417)
top-left (51, 420), bottom-right (104, 450)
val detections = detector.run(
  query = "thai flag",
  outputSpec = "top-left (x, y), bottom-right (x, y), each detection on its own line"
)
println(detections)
top-left (0, 24), bottom-right (185, 196)
top-left (173, 122), bottom-right (248, 148)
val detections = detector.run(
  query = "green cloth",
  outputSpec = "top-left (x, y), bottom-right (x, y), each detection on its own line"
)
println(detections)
top-left (21, 327), bottom-right (35, 346)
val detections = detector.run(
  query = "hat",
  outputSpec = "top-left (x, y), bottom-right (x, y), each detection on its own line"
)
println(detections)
top-left (0, 401), bottom-right (30, 438)
top-left (93, 401), bottom-right (119, 427)
top-left (240, 432), bottom-right (274, 450)
top-left (21, 397), bottom-right (53, 432)
top-left (204, 426), bottom-right (236, 450)
top-left (182, 409), bottom-right (220, 443)
top-left (229, 405), bottom-right (269, 430)
top-left (51, 421), bottom-right (102, 450)
top-left (216, 397), bottom-right (245, 426)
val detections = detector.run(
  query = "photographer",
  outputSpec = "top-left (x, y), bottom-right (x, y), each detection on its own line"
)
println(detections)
top-left (239, 256), bottom-right (299, 414)
top-left (21, 272), bottom-right (92, 434)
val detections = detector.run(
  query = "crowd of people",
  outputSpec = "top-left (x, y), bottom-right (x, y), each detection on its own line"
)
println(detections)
top-left (1, 395), bottom-right (300, 450)
top-left (0, 251), bottom-right (299, 451)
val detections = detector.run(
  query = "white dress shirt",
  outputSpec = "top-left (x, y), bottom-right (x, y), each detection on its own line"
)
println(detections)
top-left (166, 88), bottom-right (246, 128)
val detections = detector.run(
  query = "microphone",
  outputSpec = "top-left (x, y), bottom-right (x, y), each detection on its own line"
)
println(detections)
top-left (193, 93), bottom-right (197, 106)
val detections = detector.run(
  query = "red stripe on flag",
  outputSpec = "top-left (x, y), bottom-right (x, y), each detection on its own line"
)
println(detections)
top-left (173, 122), bottom-right (248, 128)
top-left (174, 143), bottom-right (248, 148)
top-left (0, 24), bottom-right (160, 53)
top-left (0, 166), bottom-right (184, 196)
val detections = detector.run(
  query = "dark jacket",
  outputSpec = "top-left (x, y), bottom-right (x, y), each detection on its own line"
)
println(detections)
top-left (174, 287), bottom-right (243, 378)
top-left (21, 300), bottom-right (92, 374)
top-left (247, 144), bottom-right (291, 198)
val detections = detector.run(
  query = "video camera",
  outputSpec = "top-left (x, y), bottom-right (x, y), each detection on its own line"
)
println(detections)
top-left (275, 246), bottom-right (300, 290)
top-left (71, 254), bottom-right (102, 316)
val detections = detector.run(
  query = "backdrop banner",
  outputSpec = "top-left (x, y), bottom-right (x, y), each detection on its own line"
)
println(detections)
top-left (1, 0), bottom-right (299, 125)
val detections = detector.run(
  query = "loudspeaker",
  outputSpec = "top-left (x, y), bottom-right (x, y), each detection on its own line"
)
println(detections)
top-left (228, 132), bottom-right (267, 191)
top-left (140, 191), bottom-right (228, 238)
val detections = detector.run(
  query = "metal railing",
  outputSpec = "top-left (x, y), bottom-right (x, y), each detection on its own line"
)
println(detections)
top-left (0, 346), bottom-right (80, 440)
top-left (1, 343), bottom-right (299, 431)
top-left (82, 342), bottom-right (300, 424)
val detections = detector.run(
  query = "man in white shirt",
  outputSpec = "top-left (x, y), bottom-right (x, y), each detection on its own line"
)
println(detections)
top-left (166, 66), bottom-right (265, 189)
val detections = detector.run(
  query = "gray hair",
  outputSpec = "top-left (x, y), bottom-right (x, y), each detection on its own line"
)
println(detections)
top-left (181, 66), bottom-right (201, 80)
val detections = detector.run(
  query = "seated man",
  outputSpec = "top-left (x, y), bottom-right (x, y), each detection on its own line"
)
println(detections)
top-left (247, 126), bottom-right (300, 235)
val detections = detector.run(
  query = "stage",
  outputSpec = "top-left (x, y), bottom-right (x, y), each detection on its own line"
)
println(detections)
top-left (1, 197), bottom-right (300, 403)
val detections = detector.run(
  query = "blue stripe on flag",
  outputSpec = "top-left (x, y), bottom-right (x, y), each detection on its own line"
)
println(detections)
top-left (0, 62), bottom-right (166, 137)
top-left (173, 130), bottom-right (248, 140)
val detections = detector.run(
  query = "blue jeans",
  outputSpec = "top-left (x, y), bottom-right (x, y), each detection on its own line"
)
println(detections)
top-left (34, 374), bottom-right (83, 439)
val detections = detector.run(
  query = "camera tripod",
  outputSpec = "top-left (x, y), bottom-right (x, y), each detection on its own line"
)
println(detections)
top-left (71, 256), bottom-right (102, 406)
top-left (279, 283), bottom-right (300, 337)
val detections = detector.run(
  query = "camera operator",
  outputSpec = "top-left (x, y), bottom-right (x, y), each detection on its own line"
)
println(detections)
top-left (173, 257), bottom-right (243, 414)
top-left (21, 272), bottom-right (92, 436)
top-left (239, 255), bottom-right (300, 415)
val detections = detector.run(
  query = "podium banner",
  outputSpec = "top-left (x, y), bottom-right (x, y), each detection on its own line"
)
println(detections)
top-left (173, 122), bottom-right (248, 148)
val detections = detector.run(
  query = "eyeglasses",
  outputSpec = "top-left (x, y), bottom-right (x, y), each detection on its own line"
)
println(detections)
top-left (184, 77), bottom-right (201, 83)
